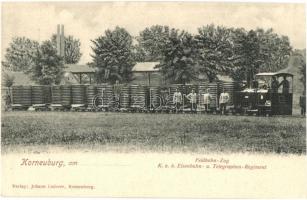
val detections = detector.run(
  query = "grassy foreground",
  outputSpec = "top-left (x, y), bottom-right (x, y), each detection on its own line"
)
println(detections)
top-left (1, 112), bottom-right (306, 154)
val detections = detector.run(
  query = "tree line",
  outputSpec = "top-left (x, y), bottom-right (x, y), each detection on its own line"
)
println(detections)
top-left (91, 25), bottom-right (293, 86)
top-left (2, 24), bottom-right (297, 86)
top-left (2, 35), bottom-right (82, 85)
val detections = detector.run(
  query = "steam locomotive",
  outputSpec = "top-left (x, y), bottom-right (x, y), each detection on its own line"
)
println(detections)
top-left (233, 72), bottom-right (293, 116)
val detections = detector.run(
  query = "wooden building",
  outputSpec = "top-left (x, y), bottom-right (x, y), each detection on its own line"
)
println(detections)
top-left (131, 62), bottom-right (162, 85)
top-left (63, 62), bottom-right (162, 85)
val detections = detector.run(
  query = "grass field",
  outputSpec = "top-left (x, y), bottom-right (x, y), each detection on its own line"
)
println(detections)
top-left (1, 112), bottom-right (306, 154)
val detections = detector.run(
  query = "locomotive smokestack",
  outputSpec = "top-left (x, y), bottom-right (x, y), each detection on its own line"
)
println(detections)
top-left (56, 24), bottom-right (61, 56)
top-left (60, 24), bottom-right (65, 58)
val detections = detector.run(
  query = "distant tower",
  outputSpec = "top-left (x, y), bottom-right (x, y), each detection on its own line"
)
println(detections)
top-left (56, 25), bottom-right (61, 56)
top-left (56, 24), bottom-right (65, 58)
top-left (60, 24), bottom-right (65, 59)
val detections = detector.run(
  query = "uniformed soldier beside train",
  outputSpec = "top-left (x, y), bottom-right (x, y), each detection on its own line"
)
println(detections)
top-left (271, 75), bottom-right (290, 94)
top-left (279, 75), bottom-right (290, 94)
top-left (202, 89), bottom-right (212, 113)
top-left (219, 89), bottom-right (230, 115)
top-left (187, 89), bottom-right (197, 113)
top-left (270, 75), bottom-right (290, 110)
top-left (173, 88), bottom-right (182, 113)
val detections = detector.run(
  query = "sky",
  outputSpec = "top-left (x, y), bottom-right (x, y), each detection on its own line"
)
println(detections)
top-left (1, 2), bottom-right (306, 64)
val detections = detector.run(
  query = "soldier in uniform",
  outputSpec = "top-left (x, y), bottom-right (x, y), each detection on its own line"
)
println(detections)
top-left (173, 88), bottom-right (182, 112)
top-left (187, 89), bottom-right (197, 113)
top-left (279, 76), bottom-right (290, 94)
top-left (270, 76), bottom-right (280, 115)
top-left (219, 89), bottom-right (230, 115)
top-left (203, 89), bottom-right (212, 113)
top-left (271, 76), bottom-right (279, 93)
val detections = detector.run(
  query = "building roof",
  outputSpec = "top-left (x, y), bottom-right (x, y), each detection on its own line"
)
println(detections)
top-left (65, 64), bottom-right (95, 73)
top-left (132, 62), bottom-right (160, 72)
top-left (256, 72), bottom-right (293, 77)
top-left (216, 75), bottom-right (233, 82)
top-left (65, 62), bottom-right (161, 73)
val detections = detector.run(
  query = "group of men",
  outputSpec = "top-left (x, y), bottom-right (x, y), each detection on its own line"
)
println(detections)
top-left (271, 76), bottom-right (290, 94)
top-left (173, 88), bottom-right (230, 114)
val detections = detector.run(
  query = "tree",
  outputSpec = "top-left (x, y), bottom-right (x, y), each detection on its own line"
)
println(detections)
top-left (229, 28), bottom-right (292, 84)
top-left (136, 25), bottom-right (171, 62)
top-left (242, 30), bottom-right (262, 86)
top-left (2, 72), bottom-right (15, 99)
top-left (2, 72), bottom-right (15, 88)
top-left (131, 44), bottom-right (146, 62)
top-left (227, 28), bottom-right (248, 82)
top-left (51, 34), bottom-right (82, 64)
top-left (2, 37), bottom-right (39, 72)
top-left (195, 25), bottom-right (235, 82)
top-left (157, 29), bottom-right (198, 84)
top-left (256, 28), bottom-right (292, 72)
top-left (90, 27), bottom-right (135, 84)
top-left (295, 50), bottom-right (306, 93)
top-left (27, 41), bottom-right (65, 85)
top-left (301, 60), bottom-right (306, 93)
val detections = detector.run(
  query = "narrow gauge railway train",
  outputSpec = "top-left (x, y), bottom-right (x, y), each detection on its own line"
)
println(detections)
top-left (9, 72), bottom-right (294, 116)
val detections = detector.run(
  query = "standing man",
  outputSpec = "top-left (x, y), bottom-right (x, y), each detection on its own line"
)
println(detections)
top-left (203, 88), bottom-right (212, 113)
top-left (173, 88), bottom-right (182, 112)
top-left (270, 76), bottom-right (279, 110)
top-left (271, 76), bottom-right (279, 93)
top-left (219, 89), bottom-right (230, 115)
top-left (279, 76), bottom-right (290, 94)
top-left (113, 80), bottom-right (121, 110)
top-left (187, 89), bottom-right (197, 113)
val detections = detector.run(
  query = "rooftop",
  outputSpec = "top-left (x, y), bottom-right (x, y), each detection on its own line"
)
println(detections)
top-left (65, 64), bottom-right (95, 73)
top-left (132, 62), bottom-right (160, 72)
top-left (256, 72), bottom-right (293, 77)
top-left (65, 62), bottom-right (160, 73)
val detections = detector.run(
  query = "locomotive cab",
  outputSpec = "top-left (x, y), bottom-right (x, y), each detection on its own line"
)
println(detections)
top-left (234, 72), bottom-right (293, 116)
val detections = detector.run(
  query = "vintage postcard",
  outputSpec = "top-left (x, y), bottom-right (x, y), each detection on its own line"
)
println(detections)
top-left (1, 1), bottom-right (307, 198)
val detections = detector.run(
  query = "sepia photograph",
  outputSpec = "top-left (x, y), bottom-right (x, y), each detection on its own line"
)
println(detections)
top-left (1, 1), bottom-right (306, 198)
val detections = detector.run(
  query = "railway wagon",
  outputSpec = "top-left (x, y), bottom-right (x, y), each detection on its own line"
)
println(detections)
top-left (11, 85), bottom-right (50, 110)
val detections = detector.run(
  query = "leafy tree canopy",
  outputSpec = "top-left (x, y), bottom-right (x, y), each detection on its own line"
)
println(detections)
top-left (229, 28), bottom-right (292, 84)
top-left (293, 49), bottom-right (306, 93)
top-left (51, 34), bottom-right (82, 64)
top-left (195, 24), bottom-right (235, 82)
top-left (2, 72), bottom-right (15, 88)
top-left (136, 25), bottom-right (172, 62)
top-left (27, 41), bottom-right (65, 85)
top-left (157, 29), bottom-right (198, 84)
top-left (90, 26), bottom-right (135, 84)
top-left (2, 37), bottom-right (39, 72)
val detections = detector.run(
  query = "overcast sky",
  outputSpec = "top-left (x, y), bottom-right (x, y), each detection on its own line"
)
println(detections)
top-left (2, 2), bottom-right (306, 64)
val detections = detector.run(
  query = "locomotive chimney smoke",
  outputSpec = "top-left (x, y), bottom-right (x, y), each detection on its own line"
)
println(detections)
top-left (56, 24), bottom-right (61, 56)
top-left (60, 24), bottom-right (65, 58)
